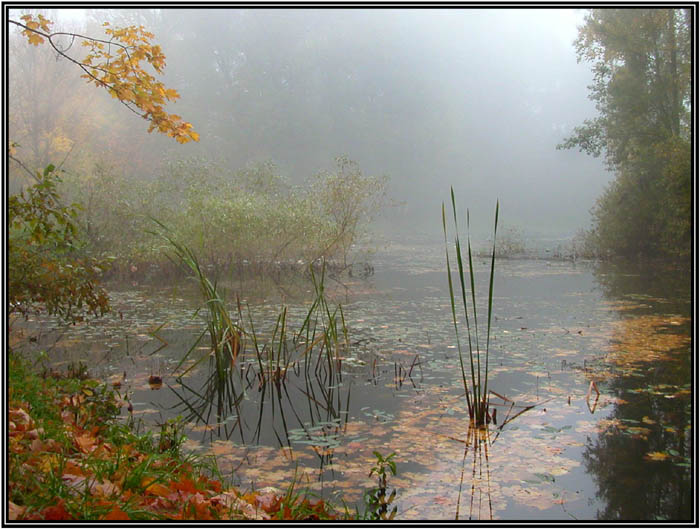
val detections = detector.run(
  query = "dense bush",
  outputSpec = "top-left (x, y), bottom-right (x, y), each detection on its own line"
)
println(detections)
top-left (60, 156), bottom-right (388, 279)
top-left (8, 165), bottom-right (110, 323)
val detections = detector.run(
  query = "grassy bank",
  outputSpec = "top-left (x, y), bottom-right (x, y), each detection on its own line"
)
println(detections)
top-left (7, 352), bottom-right (344, 521)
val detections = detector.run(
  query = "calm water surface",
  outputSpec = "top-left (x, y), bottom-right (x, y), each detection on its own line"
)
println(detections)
top-left (15, 243), bottom-right (692, 520)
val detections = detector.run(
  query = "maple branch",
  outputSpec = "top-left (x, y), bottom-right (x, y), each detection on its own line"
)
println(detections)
top-left (10, 16), bottom-right (198, 143)
top-left (9, 19), bottom-right (144, 119)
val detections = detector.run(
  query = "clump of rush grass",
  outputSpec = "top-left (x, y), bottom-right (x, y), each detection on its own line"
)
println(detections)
top-left (442, 188), bottom-right (498, 426)
top-left (151, 220), bottom-right (346, 392)
top-left (150, 219), bottom-right (244, 384)
top-left (294, 259), bottom-right (348, 381)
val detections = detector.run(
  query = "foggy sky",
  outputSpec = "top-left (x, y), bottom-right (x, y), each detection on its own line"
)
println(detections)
top-left (54, 7), bottom-right (611, 241)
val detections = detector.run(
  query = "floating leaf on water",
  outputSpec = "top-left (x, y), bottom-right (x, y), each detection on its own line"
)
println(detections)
top-left (533, 472), bottom-right (555, 483)
top-left (645, 451), bottom-right (670, 461)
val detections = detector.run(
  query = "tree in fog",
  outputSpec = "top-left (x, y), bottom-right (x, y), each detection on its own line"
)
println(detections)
top-left (560, 8), bottom-right (691, 258)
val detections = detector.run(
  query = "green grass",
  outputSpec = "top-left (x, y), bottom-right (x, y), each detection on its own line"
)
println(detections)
top-left (442, 188), bottom-right (499, 425)
top-left (150, 219), bottom-right (244, 382)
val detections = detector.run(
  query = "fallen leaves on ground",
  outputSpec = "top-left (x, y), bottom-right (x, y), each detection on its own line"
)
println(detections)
top-left (8, 365), bottom-right (339, 521)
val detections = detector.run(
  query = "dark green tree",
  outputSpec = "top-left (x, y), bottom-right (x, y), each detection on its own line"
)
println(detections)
top-left (559, 8), bottom-right (691, 258)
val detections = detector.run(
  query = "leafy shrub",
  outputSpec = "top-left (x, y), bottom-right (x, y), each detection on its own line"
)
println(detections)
top-left (60, 156), bottom-right (388, 278)
top-left (9, 165), bottom-right (110, 323)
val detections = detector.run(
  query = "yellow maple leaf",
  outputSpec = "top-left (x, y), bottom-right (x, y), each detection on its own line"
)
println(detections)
top-left (645, 451), bottom-right (669, 461)
top-left (24, 31), bottom-right (44, 46)
top-left (37, 14), bottom-right (52, 32)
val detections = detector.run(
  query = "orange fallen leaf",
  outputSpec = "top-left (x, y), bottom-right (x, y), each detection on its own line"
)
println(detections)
top-left (209, 479), bottom-right (222, 493)
top-left (94, 479), bottom-right (120, 497)
top-left (188, 492), bottom-right (213, 520)
top-left (9, 501), bottom-right (25, 520)
top-left (37, 453), bottom-right (60, 473)
top-left (142, 478), bottom-right (172, 497)
top-left (30, 439), bottom-right (46, 453)
top-left (25, 428), bottom-right (41, 440)
top-left (74, 432), bottom-right (98, 453)
top-left (63, 459), bottom-right (86, 476)
top-left (171, 476), bottom-right (197, 494)
top-left (103, 505), bottom-right (130, 520)
top-left (9, 408), bottom-right (32, 425)
top-left (61, 410), bottom-right (75, 425)
top-left (41, 500), bottom-right (72, 520)
top-left (211, 492), bottom-right (270, 520)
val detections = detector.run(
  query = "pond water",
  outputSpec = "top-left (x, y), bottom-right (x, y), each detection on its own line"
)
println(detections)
top-left (12, 242), bottom-right (692, 521)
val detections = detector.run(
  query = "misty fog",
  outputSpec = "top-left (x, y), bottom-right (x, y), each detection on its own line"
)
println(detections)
top-left (33, 7), bottom-right (610, 242)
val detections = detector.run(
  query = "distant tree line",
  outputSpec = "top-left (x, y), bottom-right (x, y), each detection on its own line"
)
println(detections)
top-left (560, 8), bottom-right (691, 259)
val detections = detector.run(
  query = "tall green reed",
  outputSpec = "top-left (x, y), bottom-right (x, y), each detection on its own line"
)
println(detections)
top-left (150, 219), bottom-right (244, 383)
top-left (151, 220), bottom-right (346, 387)
top-left (442, 188), bottom-right (498, 425)
top-left (295, 260), bottom-right (348, 379)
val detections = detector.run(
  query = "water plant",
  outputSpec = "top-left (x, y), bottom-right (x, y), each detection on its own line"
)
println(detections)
top-left (150, 219), bottom-right (243, 380)
top-left (151, 219), bottom-right (354, 447)
top-left (362, 451), bottom-right (398, 520)
top-left (295, 260), bottom-right (349, 380)
top-left (442, 188), bottom-right (498, 426)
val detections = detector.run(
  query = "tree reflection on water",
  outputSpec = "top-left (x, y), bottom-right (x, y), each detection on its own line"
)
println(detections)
top-left (583, 260), bottom-right (691, 520)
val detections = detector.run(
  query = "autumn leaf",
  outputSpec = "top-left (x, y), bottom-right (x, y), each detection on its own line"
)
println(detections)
top-left (171, 476), bottom-right (198, 494)
top-left (202, 477), bottom-right (222, 493)
top-left (37, 453), bottom-right (60, 473)
top-left (211, 492), bottom-right (270, 520)
top-left (94, 479), bottom-right (120, 497)
top-left (645, 451), bottom-right (670, 461)
top-left (40, 500), bottom-right (73, 520)
top-left (74, 432), bottom-right (98, 453)
top-left (9, 407), bottom-right (33, 426)
top-left (103, 505), bottom-right (130, 520)
top-left (9, 501), bottom-right (25, 520)
top-left (63, 459), bottom-right (85, 476)
top-left (187, 492), bottom-right (214, 520)
top-left (61, 409), bottom-right (75, 425)
top-left (142, 478), bottom-right (172, 497)
top-left (251, 489), bottom-right (283, 514)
